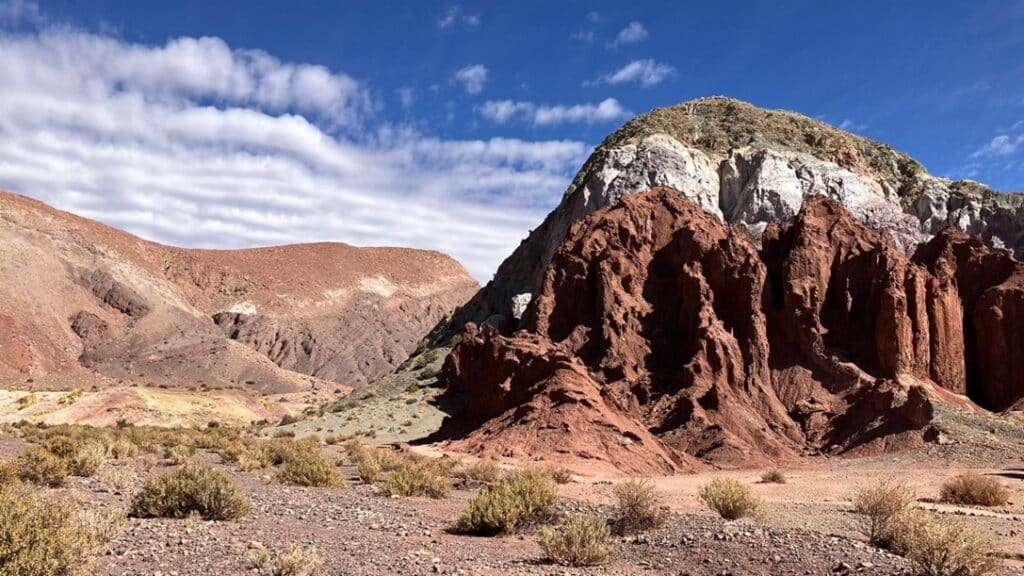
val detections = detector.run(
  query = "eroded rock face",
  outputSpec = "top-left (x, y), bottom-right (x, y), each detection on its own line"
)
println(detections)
top-left (441, 189), bottom-right (1024, 473)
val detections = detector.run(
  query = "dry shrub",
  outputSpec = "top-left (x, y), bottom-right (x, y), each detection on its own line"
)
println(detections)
top-left (611, 479), bottom-right (665, 535)
top-left (760, 468), bottom-right (787, 484)
top-left (276, 453), bottom-right (342, 487)
top-left (163, 444), bottom-right (196, 465)
top-left (356, 457), bottom-right (382, 484)
top-left (0, 482), bottom-right (124, 576)
top-left (15, 447), bottom-right (69, 487)
top-left (852, 480), bottom-right (915, 547)
top-left (540, 465), bottom-right (573, 484)
top-left (106, 438), bottom-right (139, 461)
top-left (129, 464), bottom-right (251, 521)
top-left (454, 459), bottom-right (501, 483)
top-left (456, 469), bottom-right (557, 535)
top-left (538, 514), bottom-right (618, 567)
top-left (250, 544), bottom-right (325, 576)
top-left (887, 508), bottom-right (999, 576)
top-left (98, 465), bottom-right (136, 494)
top-left (380, 463), bottom-right (450, 498)
top-left (0, 462), bottom-right (17, 486)
top-left (938, 473), bottom-right (1010, 507)
top-left (698, 477), bottom-right (764, 520)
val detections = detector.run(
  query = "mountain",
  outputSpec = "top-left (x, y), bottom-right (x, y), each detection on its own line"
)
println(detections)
top-left (441, 96), bottom-right (1024, 336)
top-left (0, 190), bottom-right (477, 425)
top-left (427, 97), bottom-right (1024, 474)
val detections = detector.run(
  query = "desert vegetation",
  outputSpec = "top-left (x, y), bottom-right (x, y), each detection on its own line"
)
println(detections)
top-left (129, 464), bottom-right (252, 520)
top-left (610, 479), bottom-right (665, 535)
top-left (538, 514), bottom-right (618, 567)
top-left (697, 477), bottom-right (764, 520)
top-left (456, 469), bottom-right (558, 535)
top-left (938, 473), bottom-right (1010, 507)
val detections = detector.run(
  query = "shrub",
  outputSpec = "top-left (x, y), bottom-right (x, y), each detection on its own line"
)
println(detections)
top-left (454, 459), bottom-right (501, 483)
top-left (760, 468), bottom-right (787, 484)
top-left (98, 465), bottom-right (136, 494)
top-left (106, 438), bottom-right (139, 460)
top-left (611, 479), bottom-right (665, 535)
top-left (697, 477), bottom-right (764, 520)
top-left (276, 454), bottom-right (341, 487)
top-left (852, 480), bottom-right (915, 547)
top-left (541, 465), bottom-right (573, 484)
top-left (356, 457), bottom-right (382, 484)
top-left (0, 462), bottom-right (17, 486)
top-left (71, 442), bottom-right (108, 477)
top-left (938, 473), bottom-right (1010, 507)
top-left (251, 544), bottom-right (325, 576)
top-left (456, 469), bottom-right (557, 535)
top-left (539, 514), bottom-right (618, 567)
top-left (887, 508), bottom-right (999, 576)
top-left (0, 482), bottom-right (124, 576)
top-left (129, 464), bottom-right (251, 520)
top-left (381, 463), bottom-right (450, 498)
top-left (15, 447), bottom-right (69, 487)
top-left (164, 444), bottom-right (196, 465)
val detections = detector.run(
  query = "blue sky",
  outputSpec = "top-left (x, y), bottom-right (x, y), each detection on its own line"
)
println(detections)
top-left (0, 1), bottom-right (1022, 279)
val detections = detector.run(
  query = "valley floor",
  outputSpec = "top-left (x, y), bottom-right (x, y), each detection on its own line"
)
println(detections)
top-left (1, 433), bottom-right (1020, 576)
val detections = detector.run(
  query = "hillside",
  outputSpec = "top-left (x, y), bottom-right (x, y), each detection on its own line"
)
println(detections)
top-left (0, 190), bottom-right (477, 425)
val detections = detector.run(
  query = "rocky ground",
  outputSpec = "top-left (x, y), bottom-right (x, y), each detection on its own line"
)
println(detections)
top-left (2, 433), bottom-right (1021, 576)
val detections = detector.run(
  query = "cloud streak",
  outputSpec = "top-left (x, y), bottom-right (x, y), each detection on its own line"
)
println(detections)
top-left (606, 21), bottom-right (647, 49)
top-left (590, 59), bottom-right (675, 87)
top-left (479, 98), bottom-right (630, 126)
top-left (453, 64), bottom-right (488, 94)
top-left (0, 27), bottom-right (590, 281)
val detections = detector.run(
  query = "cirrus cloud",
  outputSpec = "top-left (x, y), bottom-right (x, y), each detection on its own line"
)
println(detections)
top-left (479, 98), bottom-right (630, 126)
top-left (589, 59), bottom-right (676, 87)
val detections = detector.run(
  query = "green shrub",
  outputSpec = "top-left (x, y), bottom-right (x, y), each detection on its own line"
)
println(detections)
top-left (381, 463), bottom-right (450, 498)
top-left (938, 473), bottom-right (1009, 507)
top-left (852, 480), bottom-right (915, 547)
top-left (538, 514), bottom-right (618, 567)
top-left (611, 479), bottom-right (665, 535)
top-left (15, 447), bottom-right (69, 487)
top-left (129, 464), bottom-right (251, 520)
top-left (0, 482), bottom-right (124, 576)
top-left (887, 508), bottom-right (999, 576)
top-left (456, 469), bottom-right (557, 535)
top-left (276, 454), bottom-right (341, 487)
top-left (697, 477), bottom-right (764, 520)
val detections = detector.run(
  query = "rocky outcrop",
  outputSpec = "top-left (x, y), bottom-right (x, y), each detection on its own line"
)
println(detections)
top-left (441, 189), bottom-right (1024, 473)
top-left (77, 269), bottom-right (151, 317)
top-left (438, 97), bottom-right (1022, 343)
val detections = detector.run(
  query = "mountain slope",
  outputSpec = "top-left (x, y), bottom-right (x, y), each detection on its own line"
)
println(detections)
top-left (441, 97), bottom-right (1023, 338)
top-left (0, 190), bottom-right (477, 423)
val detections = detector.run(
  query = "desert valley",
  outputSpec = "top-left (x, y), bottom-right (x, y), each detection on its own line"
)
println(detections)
top-left (0, 95), bottom-right (1022, 575)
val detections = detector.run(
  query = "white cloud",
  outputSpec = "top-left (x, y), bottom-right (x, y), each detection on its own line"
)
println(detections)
top-left (972, 133), bottom-right (1023, 158)
top-left (591, 59), bottom-right (675, 87)
top-left (397, 87), bottom-right (415, 108)
top-left (479, 98), bottom-right (630, 126)
top-left (0, 0), bottom-right (42, 24)
top-left (606, 22), bottom-right (647, 49)
top-left (585, 11), bottom-right (600, 23)
top-left (453, 64), bottom-right (488, 94)
top-left (439, 6), bottom-right (479, 29)
top-left (838, 119), bottom-right (867, 132)
top-left (0, 28), bottom-right (590, 281)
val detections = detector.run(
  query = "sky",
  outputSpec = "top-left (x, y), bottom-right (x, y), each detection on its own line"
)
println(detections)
top-left (0, 1), bottom-right (1022, 281)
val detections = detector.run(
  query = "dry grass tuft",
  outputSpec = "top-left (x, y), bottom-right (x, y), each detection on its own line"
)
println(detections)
top-left (851, 480), bottom-right (915, 547)
top-left (760, 468), bottom-right (787, 484)
top-left (276, 453), bottom-right (342, 487)
top-left (129, 464), bottom-right (251, 521)
top-left (888, 508), bottom-right (999, 576)
top-left (698, 477), bottom-right (764, 520)
top-left (98, 465), bottom-right (137, 494)
top-left (453, 459), bottom-right (502, 483)
top-left (14, 446), bottom-right (69, 487)
top-left (456, 469), bottom-right (557, 535)
top-left (380, 462), bottom-right (450, 498)
top-left (538, 514), bottom-right (618, 567)
top-left (0, 482), bottom-right (125, 576)
top-left (938, 473), bottom-right (1010, 507)
top-left (611, 479), bottom-right (665, 535)
top-left (250, 544), bottom-right (325, 576)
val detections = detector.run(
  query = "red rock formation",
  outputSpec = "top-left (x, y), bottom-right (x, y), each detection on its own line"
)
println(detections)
top-left (441, 188), bottom-right (1024, 473)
